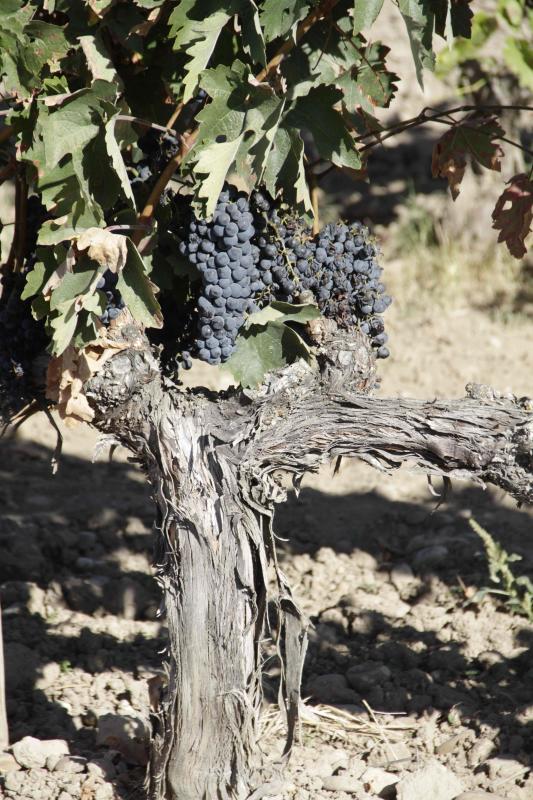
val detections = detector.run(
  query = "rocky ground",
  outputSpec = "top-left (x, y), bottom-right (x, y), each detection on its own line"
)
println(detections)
top-left (1, 298), bottom-right (533, 800)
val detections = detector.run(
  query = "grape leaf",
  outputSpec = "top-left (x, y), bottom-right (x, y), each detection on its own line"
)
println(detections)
top-left (169, 1), bottom-right (233, 102)
top-left (49, 304), bottom-right (79, 356)
top-left (285, 86), bottom-right (362, 170)
top-left (192, 134), bottom-right (245, 215)
top-left (224, 302), bottom-right (320, 387)
top-left (353, 0), bottom-right (385, 34)
top-left (338, 43), bottom-right (399, 110)
top-left (434, 0), bottom-right (473, 39)
top-left (262, 126), bottom-right (313, 214)
top-left (397, 0), bottom-right (435, 87)
top-left (431, 115), bottom-right (504, 200)
top-left (41, 97), bottom-right (101, 168)
top-left (260, 0), bottom-right (310, 42)
top-left (116, 240), bottom-right (163, 328)
top-left (105, 115), bottom-right (136, 206)
top-left (240, 0), bottom-right (266, 66)
top-left (492, 174), bottom-right (533, 259)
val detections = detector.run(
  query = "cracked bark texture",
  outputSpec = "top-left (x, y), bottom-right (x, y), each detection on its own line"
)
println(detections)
top-left (84, 327), bottom-right (533, 800)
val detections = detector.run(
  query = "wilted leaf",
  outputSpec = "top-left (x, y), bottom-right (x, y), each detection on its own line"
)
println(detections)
top-left (76, 227), bottom-right (129, 272)
top-left (432, 115), bottom-right (504, 200)
top-left (492, 174), bottom-right (533, 259)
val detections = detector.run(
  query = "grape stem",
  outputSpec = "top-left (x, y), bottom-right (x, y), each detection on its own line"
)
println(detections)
top-left (255, 0), bottom-right (339, 83)
top-left (115, 115), bottom-right (179, 137)
top-left (312, 104), bottom-right (533, 179)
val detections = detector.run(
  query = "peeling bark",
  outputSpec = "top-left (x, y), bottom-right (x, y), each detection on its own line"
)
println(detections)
top-left (84, 330), bottom-right (533, 799)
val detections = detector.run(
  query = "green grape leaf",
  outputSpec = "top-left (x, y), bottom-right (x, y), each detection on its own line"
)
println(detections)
top-left (21, 261), bottom-right (49, 301)
top-left (79, 32), bottom-right (122, 86)
top-left (240, 0), bottom-right (266, 66)
top-left (353, 0), bottom-right (385, 34)
top-left (190, 63), bottom-right (292, 213)
top-left (285, 86), bottom-right (362, 170)
top-left (262, 126), bottom-right (313, 214)
top-left (432, 114), bottom-right (504, 200)
top-left (492, 173), bottom-right (533, 259)
top-left (224, 303), bottom-right (319, 387)
top-left (169, 1), bottom-right (233, 102)
top-left (105, 115), bottom-right (136, 206)
top-left (338, 43), bottom-right (399, 111)
top-left (116, 240), bottom-right (163, 328)
top-left (397, 0), bottom-right (435, 87)
top-left (503, 38), bottom-right (533, 91)
top-left (42, 98), bottom-right (101, 168)
top-left (282, 21), bottom-right (353, 100)
top-left (49, 304), bottom-right (79, 356)
top-left (193, 134), bottom-right (245, 215)
top-left (49, 265), bottom-right (99, 311)
top-left (260, 0), bottom-right (309, 42)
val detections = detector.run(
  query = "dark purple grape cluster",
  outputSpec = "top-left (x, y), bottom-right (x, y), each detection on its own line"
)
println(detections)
top-left (178, 188), bottom-right (260, 365)
top-left (171, 186), bottom-right (391, 365)
top-left (250, 192), bottom-right (391, 357)
top-left (97, 270), bottom-right (126, 324)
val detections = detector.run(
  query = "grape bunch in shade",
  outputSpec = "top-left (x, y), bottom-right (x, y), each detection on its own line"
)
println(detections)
top-left (171, 186), bottom-right (392, 366)
top-left (97, 270), bottom-right (126, 325)
top-left (178, 188), bottom-right (260, 365)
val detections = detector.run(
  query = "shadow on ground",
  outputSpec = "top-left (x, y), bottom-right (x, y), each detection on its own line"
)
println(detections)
top-left (1, 431), bottom-right (533, 791)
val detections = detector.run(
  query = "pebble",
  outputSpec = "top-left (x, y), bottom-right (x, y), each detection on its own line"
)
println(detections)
top-left (320, 774), bottom-right (364, 793)
top-left (361, 766), bottom-right (399, 794)
top-left (435, 733), bottom-right (466, 756)
top-left (0, 752), bottom-right (20, 773)
top-left (96, 713), bottom-right (149, 765)
top-left (305, 673), bottom-right (358, 705)
top-left (467, 737), bottom-right (495, 767)
top-left (35, 661), bottom-right (61, 691)
top-left (346, 662), bottom-right (391, 693)
top-left (454, 793), bottom-right (506, 800)
top-left (486, 756), bottom-right (528, 781)
top-left (396, 760), bottom-right (463, 800)
top-left (390, 563), bottom-right (416, 591)
top-left (412, 545), bottom-right (449, 569)
top-left (53, 755), bottom-right (87, 773)
top-left (12, 737), bottom-right (69, 769)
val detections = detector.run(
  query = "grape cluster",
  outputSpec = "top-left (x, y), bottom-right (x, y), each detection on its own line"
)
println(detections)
top-left (250, 192), bottom-right (391, 357)
top-left (132, 91), bottom-right (207, 191)
top-left (97, 270), bottom-right (126, 325)
top-left (178, 188), bottom-right (260, 365)
top-left (171, 186), bottom-right (392, 365)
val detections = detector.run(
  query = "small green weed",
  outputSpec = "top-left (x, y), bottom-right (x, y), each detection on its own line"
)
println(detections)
top-left (59, 659), bottom-right (72, 674)
top-left (469, 519), bottom-right (533, 623)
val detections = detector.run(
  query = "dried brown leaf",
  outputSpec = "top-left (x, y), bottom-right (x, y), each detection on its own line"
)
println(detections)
top-left (432, 114), bottom-right (504, 200)
top-left (492, 173), bottom-right (533, 259)
top-left (45, 334), bottom-right (131, 426)
top-left (75, 228), bottom-right (128, 273)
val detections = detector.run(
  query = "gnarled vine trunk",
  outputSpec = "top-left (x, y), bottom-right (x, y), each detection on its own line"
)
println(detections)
top-left (85, 327), bottom-right (533, 800)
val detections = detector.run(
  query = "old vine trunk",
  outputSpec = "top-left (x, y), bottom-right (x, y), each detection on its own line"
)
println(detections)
top-left (85, 326), bottom-right (533, 800)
